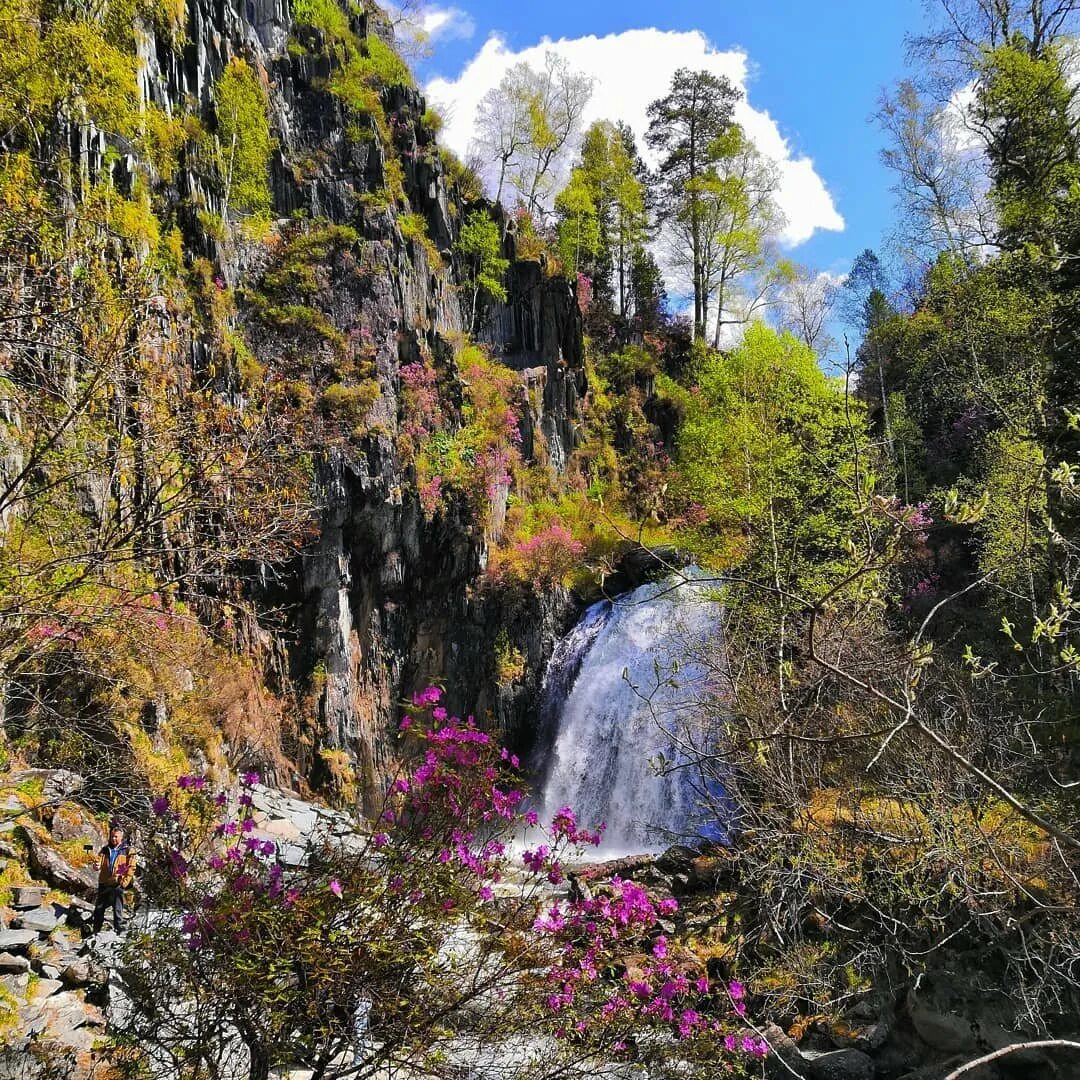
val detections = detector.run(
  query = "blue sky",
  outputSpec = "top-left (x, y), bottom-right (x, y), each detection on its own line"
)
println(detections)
top-left (413, 0), bottom-right (924, 281)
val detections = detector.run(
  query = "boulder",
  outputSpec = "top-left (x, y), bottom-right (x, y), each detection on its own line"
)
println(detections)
top-left (0, 952), bottom-right (29, 973)
top-left (0, 930), bottom-right (38, 952)
top-left (760, 1022), bottom-right (806, 1078)
top-left (47, 806), bottom-right (103, 850)
top-left (8, 770), bottom-right (85, 805)
top-left (10, 886), bottom-right (47, 910)
top-left (27, 978), bottom-right (63, 1003)
top-left (60, 959), bottom-right (107, 989)
top-left (804, 1048), bottom-right (875, 1080)
top-left (12, 908), bottom-right (58, 933)
top-left (905, 972), bottom-right (1018, 1056)
top-left (22, 830), bottom-right (97, 898)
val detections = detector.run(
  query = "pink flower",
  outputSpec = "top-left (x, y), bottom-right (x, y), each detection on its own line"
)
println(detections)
top-left (652, 935), bottom-right (668, 959)
top-left (329, 879), bottom-right (343, 897)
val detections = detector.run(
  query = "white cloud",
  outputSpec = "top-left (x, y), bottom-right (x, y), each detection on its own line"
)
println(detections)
top-left (420, 5), bottom-right (475, 43)
top-left (425, 28), bottom-right (844, 247)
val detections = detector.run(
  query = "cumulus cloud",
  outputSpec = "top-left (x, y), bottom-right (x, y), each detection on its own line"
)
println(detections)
top-left (425, 28), bottom-right (844, 247)
top-left (420, 5), bottom-right (475, 43)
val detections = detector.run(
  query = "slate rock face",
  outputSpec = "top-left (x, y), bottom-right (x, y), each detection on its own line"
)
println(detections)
top-left (104, 0), bottom-right (593, 803)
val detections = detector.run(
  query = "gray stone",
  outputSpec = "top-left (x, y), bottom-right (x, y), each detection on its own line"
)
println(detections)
top-left (0, 952), bottom-right (29, 973)
top-left (22, 829), bottom-right (97, 898)
top-left (805, 1048), bottom-right (875, 1080)
top-left (27, 977), bottom-right (63, 1002)
top-left (0, 930), bottom-right (38, 952)
top-left (0, 972), bottom-right (29, 995)
top-left (10, 886), bottom-right (46, 910)
top-left (60, 958), bottom-right (107, 988)
top-left (12, 908), bottom-right (57, 933)
top-left (50, 930), bottom-right (73, 951)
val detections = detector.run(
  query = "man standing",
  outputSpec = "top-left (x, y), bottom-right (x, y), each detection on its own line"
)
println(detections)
top-left (92, 824), bottom-right (136, 935)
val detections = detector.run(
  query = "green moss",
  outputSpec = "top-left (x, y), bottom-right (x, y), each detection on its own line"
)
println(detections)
top-left (399, 212), bottom-right (440, 266)
top-left (261, 223), bottom-right (359, 298)
top-left (213, 57), bottom-right (274, 220)
top-left (319, 381), bottom-right (380, 435)
top-left (358, 33), bottom-right (413, 87)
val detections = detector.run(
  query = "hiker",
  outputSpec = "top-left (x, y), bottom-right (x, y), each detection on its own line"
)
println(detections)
top-left (92, 824), bottom-right (136, 934)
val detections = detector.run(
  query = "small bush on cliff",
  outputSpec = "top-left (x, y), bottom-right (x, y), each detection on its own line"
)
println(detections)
top-left (291, 0), bottom-right (352, 40)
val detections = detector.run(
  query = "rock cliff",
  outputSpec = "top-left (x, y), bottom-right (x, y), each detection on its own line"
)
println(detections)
top-left (5, 0), bottom-right (589, 800)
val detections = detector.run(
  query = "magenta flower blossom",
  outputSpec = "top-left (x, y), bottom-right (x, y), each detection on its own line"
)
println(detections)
top-left (652, 935), bottom-right (668, 959)
top-left (151, 796), bottom-right (170, 816)
top-left (241, 771), bottom-right (260, 787)
top-left (411, 686), bottom-right (443, 707)
top-left (328, 879), bottom-right (343, 897)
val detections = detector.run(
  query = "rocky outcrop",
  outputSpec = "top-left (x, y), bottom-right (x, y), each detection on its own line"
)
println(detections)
top-left (74, 0), bottom-right (593, 797)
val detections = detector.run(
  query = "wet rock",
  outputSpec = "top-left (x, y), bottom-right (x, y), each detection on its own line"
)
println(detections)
top-left (804, 1048), bottom-right (875, 1080)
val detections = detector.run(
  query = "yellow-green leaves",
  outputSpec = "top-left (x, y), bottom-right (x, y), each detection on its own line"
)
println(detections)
top-left (213, 57), bottom-right (274, 221)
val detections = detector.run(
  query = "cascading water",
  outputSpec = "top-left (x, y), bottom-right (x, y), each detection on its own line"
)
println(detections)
top-left (534, 573), bottom-right (726, 855)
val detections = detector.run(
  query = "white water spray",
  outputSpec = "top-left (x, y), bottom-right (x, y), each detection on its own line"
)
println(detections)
top-left (535, 574), bottom-right (723, 855)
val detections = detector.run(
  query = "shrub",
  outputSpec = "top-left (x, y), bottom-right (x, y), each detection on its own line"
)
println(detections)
top-left (291, 0), bottom-right (352, 40)
top-left (499, 523), bottom-right (585, 586)
top-left (319, 381), bottom-right (380, 434)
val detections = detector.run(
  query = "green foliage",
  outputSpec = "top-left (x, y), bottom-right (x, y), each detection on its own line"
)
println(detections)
top-left (213, 57), bottom-right (274, 220)
top-left (978, 41), bottom-right (1080, 248)
top-left (557, 121), bottom-right (648, 319)
top-left (398, 211), bottom-right (440, 266)
top-left (454, 211), bottom-right (508, 330)
top-left (440, 148), bottom-right (484, 202)
top-left (291, 0), bottom-right (352, 40)
top-left (404, 345), bottom-right (521, 526)
top-left (319, 381), bottom-right (380, 436)
top-left (674, 325), bottom-right (865, 596)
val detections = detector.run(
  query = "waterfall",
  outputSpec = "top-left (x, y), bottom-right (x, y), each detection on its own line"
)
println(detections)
top-left (534, 574), bottom-right (725, 855)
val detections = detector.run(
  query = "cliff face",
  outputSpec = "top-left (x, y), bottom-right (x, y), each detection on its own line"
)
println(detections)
top-left (118, 0), bottom-right (588, 797)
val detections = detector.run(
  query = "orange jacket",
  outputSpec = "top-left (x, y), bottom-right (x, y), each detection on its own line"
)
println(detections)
top-left (98, 843), bottom-right (136, 887)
